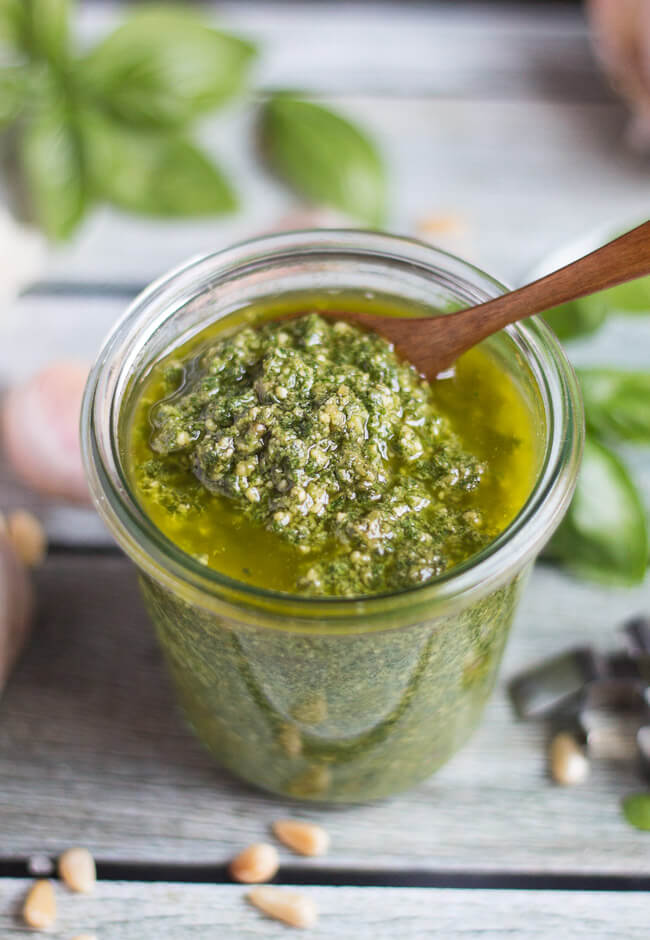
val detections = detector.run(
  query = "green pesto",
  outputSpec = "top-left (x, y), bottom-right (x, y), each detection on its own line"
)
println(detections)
top-left (140, 568), bottom-right (527, 800)
top-left (129, 312), bottom-right (534, 597)
top-left (124, 298), bottom-right (539, 800)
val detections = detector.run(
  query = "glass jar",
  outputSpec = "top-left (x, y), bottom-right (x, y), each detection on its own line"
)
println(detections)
top-left (81, 230), bottom-right (583, 802)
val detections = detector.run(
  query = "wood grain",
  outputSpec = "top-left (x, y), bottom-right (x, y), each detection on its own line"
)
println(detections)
top-left (77, 2), bottom-right (603, 99)
top-left (1, 881), bottom-right (649, 938)
top-left (0, 551), bottom-right (647, 872)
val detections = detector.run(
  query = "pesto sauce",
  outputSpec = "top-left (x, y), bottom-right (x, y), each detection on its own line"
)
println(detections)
top-left (125, 300), bottom-right (539, 801)
top-left (129, 311), bottom-right (535, 597)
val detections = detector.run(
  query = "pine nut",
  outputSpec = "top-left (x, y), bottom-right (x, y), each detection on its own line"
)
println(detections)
top-left (7, 510), bottom-right (46, 566)
top-left (248, 886), bottom-right (318, 928)
top-left (23, 879), bottom-right (56, 929)
top-left (273, 819), bottom-right (330, 857)
top-left (549, 731), bottom-right (590, 785)
top-left (278, 723), bottom-right (302, 758)
top-left (58, 847), bottom-right (96, 893)
top-left (229, 843), bottom-right (279, 883)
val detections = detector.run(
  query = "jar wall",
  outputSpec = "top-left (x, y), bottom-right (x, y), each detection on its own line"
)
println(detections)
top-left (140, 566), bottom-right (529, 801)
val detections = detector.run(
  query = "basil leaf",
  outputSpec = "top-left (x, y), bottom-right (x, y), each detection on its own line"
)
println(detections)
top-left (579, 368), bottom-right (650, 444)
top-left (542, 295), bottom-right (609, 341)
top-left (82, 6), bottom-right (255, 129)
top-left (0, 65), bottom-right (27, 126)
top-left (544, 436), bottom-right (648, 585)
top-left (0, 0), bottom-right (25, 48)
top-left (82, 111), bottom-right (236, 216)
top-left (22, 0), bottom-right (72, 65)
top-left (261, 94), bottom-right (386, 226)
top-left (622, 793), bottom-right (650, 831)
top-left (21, 99), bottom-right (87, 239)
top-left (600, 275), bottom-right (650, 314)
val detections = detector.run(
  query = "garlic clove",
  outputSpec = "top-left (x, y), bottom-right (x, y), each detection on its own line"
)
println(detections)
top-left (1, 361), bottom-right (90, 504)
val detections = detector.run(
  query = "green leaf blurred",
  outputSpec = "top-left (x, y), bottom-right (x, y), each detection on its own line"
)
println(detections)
top-left (21, 99), bottom-right (87, 239)
top-left (0, 65), bottom-right (27, 126)
top-left (82, 5), bottom-right (255, 129)
top-left (261, 94), bottom-right (386, 226)
top-left (600, 274), bottom-right (650, 313)
top-left (542, 294), bottom-right (610, 341)
top-left (579, 368), bottom-right (650, 444)
top-left (0, 0), bottom-right (27, 49)
top-left (23, 0), bottom-right (72, 65)
top-left (622, 793), bottom-right (650, 831)
top-left (543, 436), bottom-right (648, 585)
top-left (82, 110), bottom-right (237, 216)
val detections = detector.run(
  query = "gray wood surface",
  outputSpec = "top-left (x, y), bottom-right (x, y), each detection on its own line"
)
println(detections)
top-left (1, 881), bottom-right (649, 938)
top-left (0, 551), bottom-right (648, 872)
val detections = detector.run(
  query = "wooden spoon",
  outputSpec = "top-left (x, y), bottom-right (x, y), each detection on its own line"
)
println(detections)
top-left (314, 220), bottom-right (650, 378)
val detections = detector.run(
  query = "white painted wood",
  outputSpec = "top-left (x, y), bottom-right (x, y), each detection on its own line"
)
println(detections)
top-left (77, 2), bottom-right (600, 98)
top-left (1, 880), bottom-right (649, 938)
top-left (0, 553), bottom-right (648, 872)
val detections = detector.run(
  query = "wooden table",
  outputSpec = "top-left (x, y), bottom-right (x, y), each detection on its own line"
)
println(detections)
top-left (1, 3), bottom-right (649, 936)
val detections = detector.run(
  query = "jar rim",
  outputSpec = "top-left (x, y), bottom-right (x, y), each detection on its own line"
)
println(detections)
top-left (81, 229), bottom-right (584, 625)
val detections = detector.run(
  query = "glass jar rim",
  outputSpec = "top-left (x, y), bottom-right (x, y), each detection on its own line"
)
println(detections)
top-left (81, 229), bottom-right (584, 625)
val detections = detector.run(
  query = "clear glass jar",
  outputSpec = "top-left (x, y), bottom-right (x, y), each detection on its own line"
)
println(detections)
top-left (81, 230), bottom-right (583, 802)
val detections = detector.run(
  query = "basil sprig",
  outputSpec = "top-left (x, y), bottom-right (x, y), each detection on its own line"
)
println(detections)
top-left (0, 1), bottom-right (251, 238)
top-left (0, 3), bottom-right (387, 238)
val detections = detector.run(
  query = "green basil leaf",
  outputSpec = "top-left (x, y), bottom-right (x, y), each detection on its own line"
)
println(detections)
top-left (600, 275), bottom-right (650, 314)
top-left (81, 110), bottom-right (236, 216)
top-left (82, 6), bottom-right (255, 129)
top-left (21, 0), bottom-right (72, 65)
top-left (543, 436), bottom-right (648, 585)
top-left (21, 99), bottom-right (87, 239)
top-left (0, 65), bottom-right (27, 126)
top-left (260, 94), bottom-right (386, 226)
top-left (542, 295), bottom-right (609, 341)
top-left (0, 0), bottom-right (25, 48)
top-left (578, 368), bottom-right (650, 444)
top-left (622, 793), bottom-right (650, 831)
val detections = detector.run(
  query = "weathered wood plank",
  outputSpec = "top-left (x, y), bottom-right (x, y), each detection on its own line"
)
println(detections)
top-left (1, 880), bottom-right (649, 938)
top-left (0, 553), bottom-right (648, 872)
top-left (78, 2), bottom-right (601, 99)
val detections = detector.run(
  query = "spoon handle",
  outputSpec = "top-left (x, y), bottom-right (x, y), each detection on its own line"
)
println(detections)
top-left (470, 219), bottom-right (650, 340)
